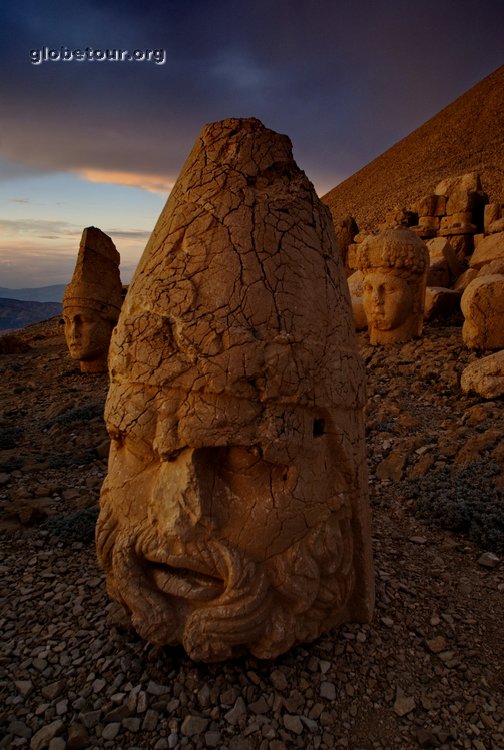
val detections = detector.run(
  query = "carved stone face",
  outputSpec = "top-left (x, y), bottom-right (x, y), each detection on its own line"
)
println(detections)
top-left (63, 305), bottom-right (113, 365)
top-left (96, 118), bottom-right (374, 661)
top-left (362, 271), bottom-right (413, 331)
top-left (97, 381), bottom-right (365, 660)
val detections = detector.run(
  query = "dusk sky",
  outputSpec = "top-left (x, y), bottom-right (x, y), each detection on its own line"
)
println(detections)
top-left (1, 0), bottom-right (503, 289)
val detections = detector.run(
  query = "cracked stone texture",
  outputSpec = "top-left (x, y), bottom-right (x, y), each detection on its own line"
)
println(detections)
top-left (347, 229), bottom-right (429, 345)
top-left (63, 226), bottom-right (123, 373)
top-left (461, 274), bottom-right (504, 350)
top-left (96, 117), bottom-right (374, 662)
top-left (461, 350), bottom-right (504, 399)
top-left (469, 231), bottom-right (504, 269)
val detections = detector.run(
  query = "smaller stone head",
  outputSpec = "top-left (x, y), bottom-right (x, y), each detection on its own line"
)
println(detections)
top-left (348, 228), bottom-right (429, 344)
top-left (63, 228), bottom-right (123, 372)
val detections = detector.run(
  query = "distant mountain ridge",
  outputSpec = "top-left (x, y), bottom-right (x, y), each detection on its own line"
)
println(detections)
top-left (0, 298), bottom-right (62, 331)
top-left (0, 284), bottom-right (66, 303)
top-left (323, 65), bottom-right (504, 231)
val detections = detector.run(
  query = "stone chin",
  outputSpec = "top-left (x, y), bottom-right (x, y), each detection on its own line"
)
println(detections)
top-left (96, 501), bottom-right (356, 662)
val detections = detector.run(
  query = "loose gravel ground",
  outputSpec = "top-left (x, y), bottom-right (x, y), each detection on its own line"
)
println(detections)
top-left (0, 318), bottom-right (503, 750)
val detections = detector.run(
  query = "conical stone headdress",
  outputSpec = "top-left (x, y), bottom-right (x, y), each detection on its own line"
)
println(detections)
top-left (107, 118), bottom-right (366, 457)
top-left (64, 226), bottom-right (122, 319)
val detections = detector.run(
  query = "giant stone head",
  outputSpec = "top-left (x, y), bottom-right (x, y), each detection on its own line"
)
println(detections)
top-left (348, 228), bottom-right (429, 345)
top-left (96, 118), bottom-right (374, 661)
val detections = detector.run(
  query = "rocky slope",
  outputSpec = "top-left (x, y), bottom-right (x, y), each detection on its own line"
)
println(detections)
top-left (0, 317), bottom-right (503, 750)
top-left (323, 65), bottom-right (504, 231)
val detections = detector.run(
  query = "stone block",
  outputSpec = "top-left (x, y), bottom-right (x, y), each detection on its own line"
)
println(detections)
top-left (439, 213), bottom-right (476, 235)
top-left (426, 237), bottom-right (463, 276)
top-left (423, 287), bottom-right (461, 320)
top-left (418, 216), bottom-right (439, 230)
top-left (461, 274), bottom-right (504, 349)
top-left (469, 231), bottom-right (504, 268)
top-left (453, 268), bottom-right (478, 292)
top-left (484, 203), bottom-right (502, 233)
top-left (427, 261), bottom-right (450, 287)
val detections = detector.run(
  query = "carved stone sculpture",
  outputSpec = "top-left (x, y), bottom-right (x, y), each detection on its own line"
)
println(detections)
top-left (96, 117), bottom-right (374, 662)
top-left (348, 229), bottom-right (429, 344)
top-left (63, 227), bottom-right (122, 372)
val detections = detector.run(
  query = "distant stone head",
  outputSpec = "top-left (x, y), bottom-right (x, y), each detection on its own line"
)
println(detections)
top-left (63, 227), bottom-right (122, 373)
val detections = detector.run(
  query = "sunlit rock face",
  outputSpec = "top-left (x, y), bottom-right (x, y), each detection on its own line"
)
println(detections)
top-left (63, 227), bottom-right (123, 372)
top-left (348, 229), bottom-right (429, 345)
top-left (96, 118), bottom-right (374, 662)
top-left (461, 274), bottom-right (504, 350)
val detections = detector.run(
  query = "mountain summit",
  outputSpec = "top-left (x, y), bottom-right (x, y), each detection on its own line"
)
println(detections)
top-left (323, 65), bottom-right (504, 230)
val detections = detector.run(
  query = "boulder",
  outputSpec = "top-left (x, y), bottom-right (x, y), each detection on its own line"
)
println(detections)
top-left (424, 287), bottom-right (461, 320)
top-left (461, 350), bottom-right (504, 399)
top-left (461, 274), bottom-right (504, 349)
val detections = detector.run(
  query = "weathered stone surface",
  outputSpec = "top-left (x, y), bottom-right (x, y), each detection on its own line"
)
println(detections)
top-left (478, 259), bottom-right (504, 277)
top-left (484, 202), bottom-right (503, 233)
top-left (461, 275), bottom-right (504, 349)
top-left (460, 350), bottom-right (504, 398)
top-left (334, 214), bottom-right (358, 269)
top-left (418, 216), bottom-right (439, 232)
top-left (488, 217), bottom-right (504, 234)
top-left (30, 720), bottom-right (64, 750)
top-left (426, 259), bottom-right (450, 287)
top-left (426, 237), bottom-right (463, 278)
top-left (393, 690), bottom-right (416, 717)
top-left (430, 172), bottom-right (489, 238)
top-left (448, 233), bottom-right (474, 261)
top-left (469, 231), bottom-right (504, 269)
top-left (347, 270), bottom-right (367, 330)
top-left (453, 268), bottom-right (478, 292)
top-left (66, 723), bottom-right (89, 750)
top-left (96, 118), bottom-right (374, 662)
top-left (347, 228), bottom-right (429, 344)
top-left (435, 173), bottom-right (479, 196)
top-left (439, 213), bottom-right (476, 235)
top-left (181, 716), bottom-right (210, 737)
top-left (424, 287), bottom-right (461, 321)
top-left (413, 194), bottom-right (437, 217)
top-left (477, 552), bottom-right (500, 568)
top-left (63, 227), bottom-right (123, 373)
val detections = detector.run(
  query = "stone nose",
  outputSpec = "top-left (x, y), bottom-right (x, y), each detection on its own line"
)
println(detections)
top-left (67, 319), bottom-right (81, 338)
top-left (149, 447), bottom-right (219, 539)
top-left (372, 287), bottom-right (384, 305)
